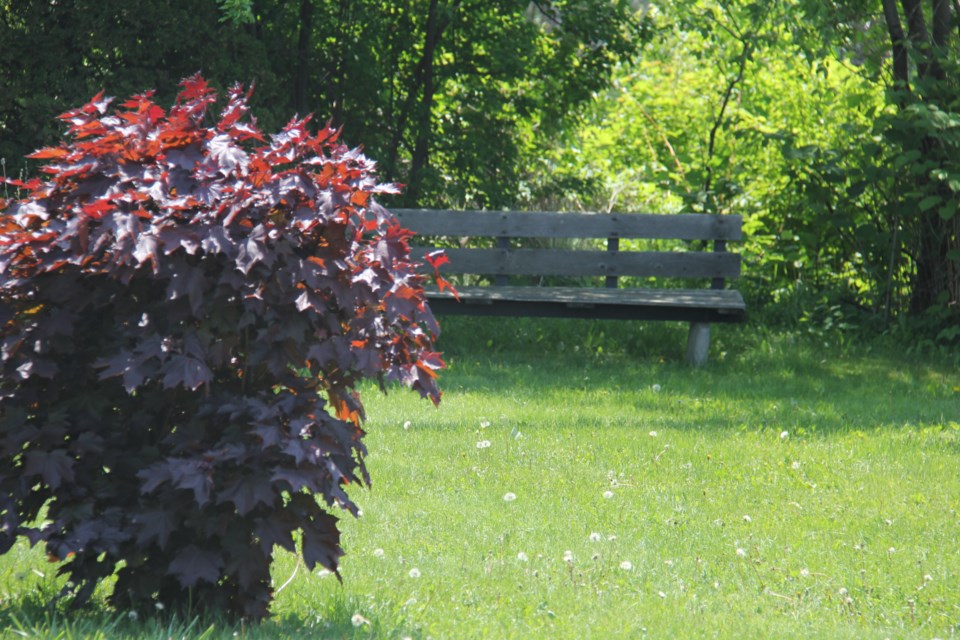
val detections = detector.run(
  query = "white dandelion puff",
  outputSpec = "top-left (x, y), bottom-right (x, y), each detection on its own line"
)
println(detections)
top-left (619, 561), bottom-right (633, 571)
top-left (658, 591), bottom-right (666, 598)
top-left (503, 492), bottom-right (517, 502)
top-left (799, 568), bottom-right (810, 578)
top-left (476, 440), bottom-right (491, 449)
top-left (351, 613), bottom-right (369, 627)
top-left (649, 430), bottom-right (658, 437)
top-left (742, 515), bottom-right (752, 523)
top-left (651, 384), bottom-right (661, 393)
top-left (373, 548), bottom-right (385, 558)
top-left (563, 550), bottom-right (574, 563)
top-left (736, 548), bottom-right (747, 558)
top-left (408, 568), bottom-right (421, 578)
top-left (480, 420), bottom-right (491, 429)
top-left (517, 552), bottom-right (529, 562)
top-left (603, 490), bottom-right (614, 499)
top-left (780, 430), bottom-right (789, 440)
top-left (589, 532), bottom-right (602, 542)
top-left (403, 420), bottom-right (412, 430)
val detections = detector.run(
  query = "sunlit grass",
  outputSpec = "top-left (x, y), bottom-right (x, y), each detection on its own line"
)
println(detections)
top-left (1, 320), bottom-right (958, 638)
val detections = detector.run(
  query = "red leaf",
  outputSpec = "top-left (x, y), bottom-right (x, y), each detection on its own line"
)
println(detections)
top-left (26, 147), bottom-right (70, 160)
top-left (350, 190), bottom-right (370, 208)
top-left (436, 274), bottom-right (460, 301)
top-left (424, 249), bottom-right (450, 269)
top-left (82, 199), bottom-right (113, 219)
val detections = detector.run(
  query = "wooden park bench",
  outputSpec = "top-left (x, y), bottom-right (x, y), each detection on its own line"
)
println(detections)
top-left (393, 209), bottom-right (746, 366)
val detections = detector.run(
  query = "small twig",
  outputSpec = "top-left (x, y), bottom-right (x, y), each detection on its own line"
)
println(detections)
top-left (764, 588), bottom-right (794, 602)
top-left (274, 555), bottom-right (302, 595)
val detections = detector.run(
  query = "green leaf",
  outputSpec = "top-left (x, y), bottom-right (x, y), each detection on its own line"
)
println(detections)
top-left (938, 200), bottom-right (957, 221)
top-left (918, 195), bottom-right (942, 212)
top-left (894, 150), bottom-right (922, 170)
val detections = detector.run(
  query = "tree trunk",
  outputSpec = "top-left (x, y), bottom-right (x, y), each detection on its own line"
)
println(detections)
top-left (404, 0), bottom-right (444, 207)
top-left (294, 0), bottom-right (313, 116)
top-left (881, 0), bottom-right (909, 99)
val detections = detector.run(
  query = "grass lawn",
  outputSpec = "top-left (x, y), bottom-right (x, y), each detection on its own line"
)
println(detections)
top-left (1, 319), bottom-right (958, 638)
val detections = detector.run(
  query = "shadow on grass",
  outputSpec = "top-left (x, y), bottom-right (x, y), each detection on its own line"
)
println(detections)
top-left (0, 588), bottom-right (418, 639)
top-left (408, 316), bottom-right (959, 434)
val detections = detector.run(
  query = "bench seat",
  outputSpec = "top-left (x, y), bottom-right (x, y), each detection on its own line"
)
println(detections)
top-left (423, 285), bottom-right (746, 323)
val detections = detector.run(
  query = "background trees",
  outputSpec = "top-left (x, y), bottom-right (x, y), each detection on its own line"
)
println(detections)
top-left (1, 0), bottom-right (957, 340)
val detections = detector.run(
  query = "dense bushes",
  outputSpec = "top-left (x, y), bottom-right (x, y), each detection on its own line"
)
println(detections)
top-left (0, 76), bottom-right (445, 620)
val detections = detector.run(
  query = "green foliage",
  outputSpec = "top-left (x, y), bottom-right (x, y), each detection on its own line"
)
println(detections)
top-left (0, 0), bottom-right (644, 210)
top-left (0, 77), bottom-right (443, 620)
top-left (537, 0), bottom-right (958, 340)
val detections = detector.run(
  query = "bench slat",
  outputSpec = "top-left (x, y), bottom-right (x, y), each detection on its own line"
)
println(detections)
top-left (422, 285), bottom-right (746, 323)
top-left (411, 247), bottom-right (741, 279)
top-left (394, 209), bottom-right (742, 241)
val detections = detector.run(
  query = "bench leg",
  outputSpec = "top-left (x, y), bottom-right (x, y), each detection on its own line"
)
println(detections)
top-left (685, 322), bottom-right (711, 367)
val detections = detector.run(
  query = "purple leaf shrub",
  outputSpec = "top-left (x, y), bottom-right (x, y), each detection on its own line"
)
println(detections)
top-left (0, 75), bottom-right (445, 620)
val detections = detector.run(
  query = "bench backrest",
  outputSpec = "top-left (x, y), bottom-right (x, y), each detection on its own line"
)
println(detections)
top-left (392, 209), bottom-right (743, 289)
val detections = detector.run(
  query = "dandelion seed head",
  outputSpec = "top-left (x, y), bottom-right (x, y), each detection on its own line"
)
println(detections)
top-left (648, 431), bottom-right (658, 437)
top-left (476, 440), bottom-right (491, 449)
top-left (351, 613), bottom-right (369, 627)
top-left (620, 560), bottom-right (633, 571)
top-left (651, 384), bottom-right (661, 393)
top-left (780, 430), bottom-right (789, 440)
top-left (154, 602), bottom-right (164, 611)
top-left (742, 515), bottom-right (752, 523)
top-left (658, 590), bottom-right (666, 598)
top-left (799, 568), bottom-right (810, 578)
top-left (403, 420), bottom-right (411, 430)
top-left (888, 547), bottom-right (896, 554)
top-left (503, 492), bottom-right (517, 502)
top-left (589, 532), bottom-right (602, 542)
top-left (924, 574), bottom-right (933, 582)
top-left (791, 461), bottom-right (801, 470)
top-left (838, 587), bottom-right (848, 597)
top-left (603, 490), bottom-right (614, 499)
top-left (373, 548), bottom-right (385, 558)
top-left (563, 550), bottom-right (574, 563)
top-left (736, 548), bottom-right (747, 558)
top-left (517, 552), bottom-right (529, 562)
top-left (408, 568), bottom-right (421, 578)
top-left (127, 611), bottom-right (138, 621)
top-left (480, 420), bottom-right (491, 429)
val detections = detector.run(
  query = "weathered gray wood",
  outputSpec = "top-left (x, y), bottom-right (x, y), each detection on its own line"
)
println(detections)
top-left (421, 286), bottom-right (746, 323)
top-left (393, 209), bottom-right (743, 241)
top-left (410, 247), bottom-right (741, 279)
top-left (425, 286), bottom-right (746, 312)
top-left (686, 322), bottom-right (711, 367)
